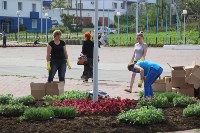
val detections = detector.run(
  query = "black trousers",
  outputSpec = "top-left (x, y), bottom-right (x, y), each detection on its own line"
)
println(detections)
top-left (81, 58), bottom-right (93, 80)
top-left (3, 38), bottom-right (6, 47)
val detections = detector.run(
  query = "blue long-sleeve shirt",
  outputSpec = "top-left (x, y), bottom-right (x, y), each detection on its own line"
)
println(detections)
top-left (135, 60), bottom-right (161, 76)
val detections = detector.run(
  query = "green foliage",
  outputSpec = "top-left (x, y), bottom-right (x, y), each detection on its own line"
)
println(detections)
top-left (60, 14), bottom-right (83, 32)
top-left (21, 108), bottom-right (54, 121)
top-left (48, 26), bottom-right (67, 34)
top-left (185, 0), bottom-right (200, 15)
top-left (117, 106), bottom-right (165, 125)
top-left (158, 92), bottom-right (182, 102)
top-left (173, 96), bottom-right (197, 107)
top-left (0, 94), bottom-right (13, 105)
top-left (48, 107), bottom-right (76, 119)
top-left (139, 91), bottom-right (144, 98)
top-left (43, 91), bottom-right (89, 106)
top-left (60, 14), bottom-right (74, 27)
top-left (19, 24), bottom-right (26, 31)
top-left (51, 0), bottom-right (69, 9)
top-left (138, 96), bottom-right (168, 108)
top-left (0, 104), bottom-right (28, 117)
top-left (13, 95), bottom-right (35, 105)
top-left (108, 30), bottom-right (199, 45)
top-left (151, 96), bottom-right (169, 108)
top-left (183, 103), bottom-right (200, 117)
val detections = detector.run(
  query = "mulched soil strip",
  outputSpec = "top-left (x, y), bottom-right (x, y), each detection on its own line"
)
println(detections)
top-left (0, 44), bottom-right (47, 47)
top-left (0, 107), bottom-right (200, 133)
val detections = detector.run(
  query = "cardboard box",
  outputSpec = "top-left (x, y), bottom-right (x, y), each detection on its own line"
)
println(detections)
top-left (152, 78), bottom-right (172, 92)
top-left (177, 88), bottom-right (194, 97)
top-left (46, 82), bottom-right (64, 96)
top-left (171, 66), bottom-right (187, 88)
top-left (190, 65), bottom-right (200, 80)
top-left (172, 87), bottom-right (178, 93)
top-left (185, 65), bottom-right (200, 89)
top-left (184, 66), bottom-right (195, 77)
top-left (30, 83), bottom-right (46, 100)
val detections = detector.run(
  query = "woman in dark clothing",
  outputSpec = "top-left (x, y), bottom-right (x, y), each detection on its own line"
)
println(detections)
top-left (81, 32), bottom-right (94, 82)
top-left (46, 30), bottom-right (71, 83)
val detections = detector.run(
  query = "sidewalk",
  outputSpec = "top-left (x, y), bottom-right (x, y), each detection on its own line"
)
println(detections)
top-left (0, 76), bottom-right (141, 99)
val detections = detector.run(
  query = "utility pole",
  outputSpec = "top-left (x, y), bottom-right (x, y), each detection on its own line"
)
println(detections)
top-left (80, 0), bottom-right (82, 18)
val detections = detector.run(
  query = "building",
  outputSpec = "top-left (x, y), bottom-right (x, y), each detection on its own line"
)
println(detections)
top-left (49, 0), bottom-right (158, 27)
top-left (0, 0), bottom-right (52, 33)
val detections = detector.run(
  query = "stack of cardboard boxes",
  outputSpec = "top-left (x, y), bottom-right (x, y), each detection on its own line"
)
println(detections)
top-left (153, 63), bottom-right (200, 97)
top-left (30, 82), bottom-right (64, 100)
top-left (152, 76), bottom-right (172, 92)
top-left (171, 66), bottom-right (195, 97)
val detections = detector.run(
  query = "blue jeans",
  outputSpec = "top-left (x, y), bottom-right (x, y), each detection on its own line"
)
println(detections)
top-left (144, 67), bottom-right (163, 98)
top-left (48, 59), bottom-right (66, 82)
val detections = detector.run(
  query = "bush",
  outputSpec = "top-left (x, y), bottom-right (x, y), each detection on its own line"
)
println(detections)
top-left (151, 96), bottom-right (169, 108)
top-left (21, 108), bottom-right (54, 121)
top-left (183, 103), bottom-right (200, 117)
top-left (12, 96), bottom-right (35, 105)
top-left (117, 106), bottom-right (165, 125)
top-left (173, 96), bottom-right (197, 107)
top-left (0, 104), bottom-right (28, 117)
top-left (158, 92), bottom-right (182, 102)
top-left (0, 94), bottom-right (13, 105)
top-left (19, 24), bottom-right (26, 31)
top-left (138, 96), bottom-right (169, 108)
top-left (85, 23), bottom-right (94, 28)
top-left (48, 107), bottom-right (76, 119)
top-left (43, 91), bottom-right (89, 106)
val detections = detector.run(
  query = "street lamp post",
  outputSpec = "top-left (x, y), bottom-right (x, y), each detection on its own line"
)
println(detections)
top-left (116, 12), bottom-right (121, 46)
top-left (103, 0), bottom-right (105, 32)
top-left (16, 11), bottom-right (20, 44)
top-left (41, 0), bottom-right (44, 34)
top-left (182, 10), bottom-right (187, 45)
top-left (45, 13), bottom-right (48, 43)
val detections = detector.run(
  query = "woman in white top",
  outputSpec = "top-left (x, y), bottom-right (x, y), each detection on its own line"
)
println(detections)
top-left (125, 31), bottom-right (148, 93)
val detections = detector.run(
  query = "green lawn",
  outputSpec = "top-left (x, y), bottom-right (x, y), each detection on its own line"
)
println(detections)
top-left (108, 30), bottom-right (199, 46)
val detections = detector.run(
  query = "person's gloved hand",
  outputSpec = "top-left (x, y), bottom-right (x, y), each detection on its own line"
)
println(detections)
top-left (66, 59), bottom-right (71, 69)
top-left (129, 59), bottom-right (134, 64)
top-left (47, 61), bottom-right (51, 71)
top-left (138, 57), bottom-right (145, 62)
top-left (138, 80), bottom-right (143, 87)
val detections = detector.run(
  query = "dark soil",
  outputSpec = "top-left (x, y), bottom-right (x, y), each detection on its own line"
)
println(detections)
top-left (0, 107), bottom-right (200, 133)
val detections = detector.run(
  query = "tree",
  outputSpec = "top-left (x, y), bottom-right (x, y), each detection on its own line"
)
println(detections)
top-left (60, 14), bottom-right (75, 28)
top-left (186, 0), bottom-right (199, 15)
top-left (51, 0), bottom-right (68, 9)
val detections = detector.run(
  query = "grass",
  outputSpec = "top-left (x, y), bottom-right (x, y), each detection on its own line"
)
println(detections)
top-left (108, 30), bottom-right (199, 45)
top-left (3, 28), bottom-right (199, 45)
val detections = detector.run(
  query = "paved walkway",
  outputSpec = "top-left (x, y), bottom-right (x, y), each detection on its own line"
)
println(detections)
top-left (0, 76), bottom-right (141, 99)
top-left (0, 46), bottom-right (200, 99)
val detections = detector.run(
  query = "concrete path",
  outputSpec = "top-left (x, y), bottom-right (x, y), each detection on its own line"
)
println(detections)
top-left (0, 46), bottom-right (200, 99)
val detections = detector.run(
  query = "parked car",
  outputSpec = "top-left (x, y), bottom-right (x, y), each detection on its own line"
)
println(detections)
top-left (52, 20), bottom-right (59, 27)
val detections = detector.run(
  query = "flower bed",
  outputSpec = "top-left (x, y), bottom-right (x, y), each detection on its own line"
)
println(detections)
top-left (0, 43), bottom-right (47, 47)
top-left (54, 97), bottom-right (136, 115)
top-left (0, 92), bottom-right (200, 132)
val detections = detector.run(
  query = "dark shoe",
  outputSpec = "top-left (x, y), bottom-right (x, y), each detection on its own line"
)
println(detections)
top-left (83, 79), bottom-right (88, 83)
top-left (124, 89), bottom-right (132, 93)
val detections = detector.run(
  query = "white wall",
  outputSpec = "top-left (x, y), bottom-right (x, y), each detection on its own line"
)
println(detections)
top-left (71, 0), bottom-right (127, 14)
top-left (48, 8), bottom-right (115, 25)
top-left (0, 0), bottom-right (42, 17)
